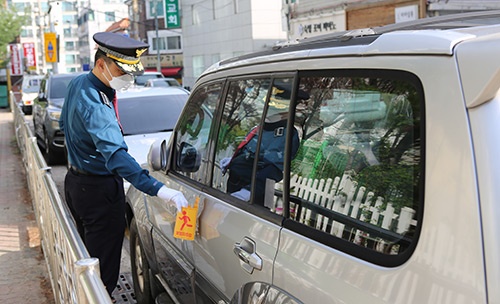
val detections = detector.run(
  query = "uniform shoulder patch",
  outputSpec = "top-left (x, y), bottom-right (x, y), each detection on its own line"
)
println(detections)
top-left (99, 91), bottom-right (112, 108)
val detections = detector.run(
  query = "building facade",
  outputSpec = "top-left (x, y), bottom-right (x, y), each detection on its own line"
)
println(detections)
top-left (11, 0), bottom-right (500, 82)
top-left (180, 0), bottom-right (287, 89)
top-left (126, 0), bottom-right (183, 82)
top-left (11, 0), bottom-right (81, 74)
top-left (11, 0), bottom-right (129, 75)
top-left (76, 0), bottom-right (129, 71)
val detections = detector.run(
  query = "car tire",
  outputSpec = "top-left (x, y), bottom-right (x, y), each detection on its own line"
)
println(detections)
top-left (130, 217), bottom-right (154, 304)
top-left (22, 106), bottom-right (32, 115)
top-left (43, 131), bottom-right (59, 165)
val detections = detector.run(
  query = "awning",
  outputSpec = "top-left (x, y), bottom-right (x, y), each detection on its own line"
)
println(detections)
top-left (145, 67), bottom-right (183, 77)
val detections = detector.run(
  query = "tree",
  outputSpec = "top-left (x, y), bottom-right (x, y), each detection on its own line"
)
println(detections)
top-left (0, 0), bottom-right (28, 68)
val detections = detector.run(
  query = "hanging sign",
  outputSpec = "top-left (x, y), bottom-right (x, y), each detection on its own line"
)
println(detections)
top-left (44, 32), bottom-right (58, 63)
top-left (22, 42), bottom-right (37, 71)
top-left (9, 44), bottom-right (22, 76)
top-left (165, 0), bottom-right (180, 28)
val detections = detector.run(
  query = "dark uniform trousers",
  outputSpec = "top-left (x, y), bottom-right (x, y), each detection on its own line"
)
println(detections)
top-left (64, 169), bottom-right (126, 295)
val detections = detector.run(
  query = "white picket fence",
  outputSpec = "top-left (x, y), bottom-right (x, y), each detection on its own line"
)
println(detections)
top-left (278, 173), bottom-right (417, 253)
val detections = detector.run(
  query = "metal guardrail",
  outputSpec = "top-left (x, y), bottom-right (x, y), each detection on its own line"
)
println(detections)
top-left (9, 93), bottom-right (113, 304)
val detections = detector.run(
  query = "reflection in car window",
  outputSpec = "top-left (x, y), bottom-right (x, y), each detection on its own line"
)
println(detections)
top-left (212, 78), bottom-right (271, 199)
top-left (173, 82), bottom-right (221, 184)
top-left (281, 71), bottom-right (422, 257)
top-left (213, 77), bottom-right (300, 207)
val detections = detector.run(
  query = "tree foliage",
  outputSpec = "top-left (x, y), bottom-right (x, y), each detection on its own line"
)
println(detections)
top-left (0, 0), bottom-right (28, 67)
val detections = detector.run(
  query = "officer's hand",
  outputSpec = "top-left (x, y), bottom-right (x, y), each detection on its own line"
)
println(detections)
top-left (157, 186), bottom-right (188, 212)
top-left (220, 157), bottom-right (231, 174)
top-left (231, 188), bottom-right (251, 201)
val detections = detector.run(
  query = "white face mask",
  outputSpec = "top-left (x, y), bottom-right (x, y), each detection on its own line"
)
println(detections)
top-left (104, 63), bottom-right (134, 91)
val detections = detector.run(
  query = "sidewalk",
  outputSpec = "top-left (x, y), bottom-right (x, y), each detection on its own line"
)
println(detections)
top-left (0, 108), bottom-right (54, 303)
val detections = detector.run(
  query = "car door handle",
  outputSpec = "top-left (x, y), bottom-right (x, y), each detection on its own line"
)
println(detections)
top-left (234, 237), bottom-right (262, 274)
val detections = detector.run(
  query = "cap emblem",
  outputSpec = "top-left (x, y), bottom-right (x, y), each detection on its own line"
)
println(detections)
top-left (136, 48), bottom-right (147, 57)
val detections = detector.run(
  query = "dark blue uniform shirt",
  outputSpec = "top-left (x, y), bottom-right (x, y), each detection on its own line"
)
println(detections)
top-left (59, 72), bottom-right (163, 196)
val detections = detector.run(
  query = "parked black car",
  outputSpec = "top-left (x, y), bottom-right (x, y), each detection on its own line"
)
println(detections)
top-left (33, 72), bottom-right (85, 165)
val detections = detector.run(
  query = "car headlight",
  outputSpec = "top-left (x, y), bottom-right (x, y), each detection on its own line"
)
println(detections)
top-left (47, 109), bottom-right (61, 129)
top-left (48, 110), bottom-right (61, 121)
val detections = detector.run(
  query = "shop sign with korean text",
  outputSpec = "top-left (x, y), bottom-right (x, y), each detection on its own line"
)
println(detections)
top-left (22, 42), bottom-right (37, 71)
top-left (9, 44), bottom-right (22, 76)
top-left (165, 0), bottom-right (180, 28)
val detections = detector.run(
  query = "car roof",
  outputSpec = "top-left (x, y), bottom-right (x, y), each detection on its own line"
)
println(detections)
top-left (47, 72), bottom-right (86, 79)
top-left (203, 10), bottom-right (500, 76)
top-left (23, 74), bottom-right (44, 79)
top-left (149, 78), bottom-right (175, 81)
top-left (117, 86), bottom-right (188, 98)
top-left (139, 71), bottom-right (163, 75)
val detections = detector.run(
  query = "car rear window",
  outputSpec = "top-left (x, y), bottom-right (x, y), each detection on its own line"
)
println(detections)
top-left (23, 78), bottom-right (42, 93)
top-left (135, 74), bottom-right (163, 86)
top-left (50, 75), bottom-right (80, 99)
top-left (119, 94), bottom-right (188, 135)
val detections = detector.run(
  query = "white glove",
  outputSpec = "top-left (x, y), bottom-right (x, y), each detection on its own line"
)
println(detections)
top-left (231, 188), bottom-right (251, 201)
top-left (157, 186), bottom-right (188, 212)
top-left (220, 157), bottom-right (231, 174)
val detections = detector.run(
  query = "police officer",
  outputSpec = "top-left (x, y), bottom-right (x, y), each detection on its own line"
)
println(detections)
top-left (59, 32), bottom-right (187, 296)
top-left (221, 88), bottom-right (302, 203)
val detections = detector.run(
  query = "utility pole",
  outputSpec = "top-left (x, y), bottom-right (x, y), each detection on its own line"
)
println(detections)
top-left (154, 0), bottom-right (161, 72)
top-left (132, 0), bottom-right (139, 40)
top-left (47, 3), bottom-right (59, 74)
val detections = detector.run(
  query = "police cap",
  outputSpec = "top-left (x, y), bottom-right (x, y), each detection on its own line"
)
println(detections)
top-left (93, 32), bottom-right (149, 76)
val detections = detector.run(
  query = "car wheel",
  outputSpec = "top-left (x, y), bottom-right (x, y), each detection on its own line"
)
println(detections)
top-left (130, 218), bottom-right (154, 304)
top-left (43, 132), bottom-right (59, 165)
top-left (22, 106), bottom-right (32, 115)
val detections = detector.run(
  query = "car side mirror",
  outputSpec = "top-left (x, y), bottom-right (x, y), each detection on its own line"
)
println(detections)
top-left (37, 93), bottom-right (47, 102)
top-left (176, 142), bottom-right (200, 172)
top-left (148, 139), bottom-right (168, 171)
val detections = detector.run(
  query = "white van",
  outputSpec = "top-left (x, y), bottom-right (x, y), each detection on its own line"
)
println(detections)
top-left (126, 11), bottom-right (500, 303)
top-left (21, 74), bottom-right (43, 115)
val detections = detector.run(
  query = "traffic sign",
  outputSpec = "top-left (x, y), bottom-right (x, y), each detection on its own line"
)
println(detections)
top-left (44, 32), bottom-right (58, 63)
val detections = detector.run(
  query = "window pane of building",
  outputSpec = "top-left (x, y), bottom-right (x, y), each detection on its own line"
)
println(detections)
top-left (166, 36), bottom-right (181, 50)
top-left (105, 11), bottom-right (115, 22)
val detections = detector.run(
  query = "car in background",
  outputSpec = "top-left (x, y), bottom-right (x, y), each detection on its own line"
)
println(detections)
top-left (33, 72), bottom-right (85, 165)
top-left (134, 71), bottom-right (164, 86)
top-left (117, 86), bottom-right (189, 191)
top-left (144, 78), bottom-right (181, 88)
top-left (119, 86), bottom-right (189, 165)
top-left (20, 74), bottom-right (44, 115)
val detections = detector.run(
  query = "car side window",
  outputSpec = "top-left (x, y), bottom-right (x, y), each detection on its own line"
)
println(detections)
top-left (213, 77), bottom-right (297, 207)
top-left (282, 71), bottom-right (423, 259)
top-left (37, 79), bottom-right (47, 101)
top-left (212, 78), bottom-right (271, 198)
top-left (173, 82), bottom-right (221, 184)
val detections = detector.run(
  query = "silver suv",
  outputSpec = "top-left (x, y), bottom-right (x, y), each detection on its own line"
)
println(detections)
top-left (126, 11), bottom-right (500, 304)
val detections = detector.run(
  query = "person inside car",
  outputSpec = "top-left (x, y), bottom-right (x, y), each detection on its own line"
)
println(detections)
top-left (221, 87), bottom-right (308, 204)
